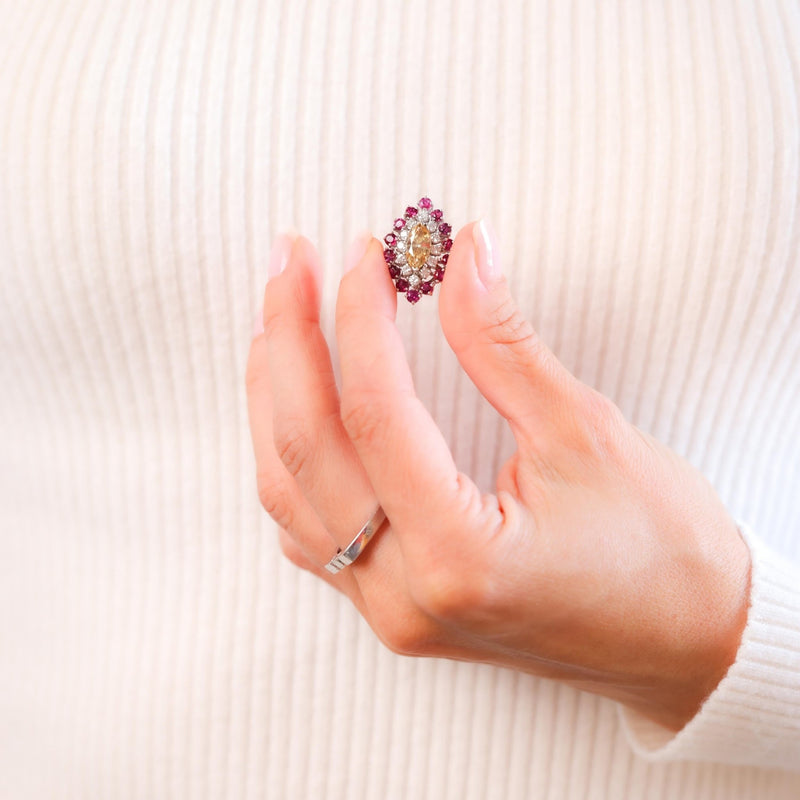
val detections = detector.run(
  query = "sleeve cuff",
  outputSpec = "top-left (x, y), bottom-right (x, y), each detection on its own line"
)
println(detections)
top-left (618, 519), bottom-right (800, 770)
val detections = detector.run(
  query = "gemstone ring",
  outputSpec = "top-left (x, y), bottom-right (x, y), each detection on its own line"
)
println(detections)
top-left (382, 196), bottom-right (453, 304)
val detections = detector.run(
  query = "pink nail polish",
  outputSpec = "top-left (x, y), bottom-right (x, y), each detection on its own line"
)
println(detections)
top-left (472, 218), bottom-right (501, 289)
top-left (268, 229), bottom-right (298, 280)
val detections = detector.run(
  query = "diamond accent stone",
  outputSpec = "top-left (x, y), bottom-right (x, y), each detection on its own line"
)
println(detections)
top-left (408, 273), bottom-right (421, 288)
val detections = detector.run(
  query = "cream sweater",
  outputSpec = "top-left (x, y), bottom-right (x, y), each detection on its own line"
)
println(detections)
top-left (1, 0), bottom-right (800, 797)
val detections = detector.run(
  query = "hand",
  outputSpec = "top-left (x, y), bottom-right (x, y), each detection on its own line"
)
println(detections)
top-left (245, 219), bottom-right (752, 732)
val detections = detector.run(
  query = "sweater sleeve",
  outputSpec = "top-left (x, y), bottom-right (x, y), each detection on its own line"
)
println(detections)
top-left (617, 520), bottom-right (800, 771)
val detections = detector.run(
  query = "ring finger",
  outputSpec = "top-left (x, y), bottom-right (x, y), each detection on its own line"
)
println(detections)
top-left (259, 232), bottom-right (402, 584)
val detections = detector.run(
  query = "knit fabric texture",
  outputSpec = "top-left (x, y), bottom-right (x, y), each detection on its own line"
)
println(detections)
top-left (1, 0), bottom-right (799, 797)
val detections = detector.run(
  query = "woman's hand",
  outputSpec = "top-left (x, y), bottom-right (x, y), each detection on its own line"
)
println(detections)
top-left (245, 219), bottom-right (752, 732)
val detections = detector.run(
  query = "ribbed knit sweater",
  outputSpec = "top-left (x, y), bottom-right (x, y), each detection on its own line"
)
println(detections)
top-left (1, 0), bottom-right (799, 797)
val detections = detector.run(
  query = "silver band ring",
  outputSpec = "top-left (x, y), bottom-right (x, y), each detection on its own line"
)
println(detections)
top-left (324, 504), bottom-right (387, 574)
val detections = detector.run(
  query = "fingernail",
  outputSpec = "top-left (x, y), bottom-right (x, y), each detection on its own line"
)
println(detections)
top-left (472, 218), bottom-right (501, 289)
top-left (251, 309), bottom-right (264, 338)
top-left (344, 230), bottom-right (374, 274)
top-left (268, 228), bottom-right (298, 280)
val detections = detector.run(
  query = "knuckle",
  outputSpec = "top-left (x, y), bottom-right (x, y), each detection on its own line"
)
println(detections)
top-left (336, 296), bottom-right (366, 330)
top-left (481, 293), bottom-right (539, 351)
top-left (256, 470), bottom-right (296, 531)
top-left (479, 295), bottom-right (566, 387)
top-left (273, 419), bottom-right (316, 478)
top-left (407, 479), bottom-right (500, 624)
top-left (245, 351), bottom-right (269, 396)
top-left (569, 385), bottom-right (629, 463)
top-left (372, 612), bottom-right (430, 656)
top-left (277, 530), bottom-right (310, 570)
top-left (380, 624), bottom-right (420, 656)
top-left (413, 561), bottom-right (491, 624)
top-left (340, 393), bottom-right (385, 450)
top-left (580, 385), bottom-right (620, 426)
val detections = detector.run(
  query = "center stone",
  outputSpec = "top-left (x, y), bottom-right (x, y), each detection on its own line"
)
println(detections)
top-left (406, 223), bottom-right (431, 270)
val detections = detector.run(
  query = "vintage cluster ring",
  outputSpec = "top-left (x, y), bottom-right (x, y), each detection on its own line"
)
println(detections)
top-left (382, 196), bottom-right (453, 304)
top-left (324, 505), bottom-right (387, 574)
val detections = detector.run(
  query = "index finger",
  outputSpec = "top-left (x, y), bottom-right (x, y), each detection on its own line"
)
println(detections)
top-left (334, 236), bottom-right (477, 545)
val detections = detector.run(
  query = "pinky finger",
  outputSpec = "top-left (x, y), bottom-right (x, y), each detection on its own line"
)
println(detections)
top-left (276, 528), bottom-right (371, 615)
top-left (276, 526), bottom-right (319, 572)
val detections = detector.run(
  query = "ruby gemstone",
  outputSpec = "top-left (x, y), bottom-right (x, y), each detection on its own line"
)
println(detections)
top-left (438, 223), bottom-right (451, 235)
top-left (433, 266), bottom-right (445, 281)
top-left (383, 249), bottom-right (395, 262)
top-left (419, 197), bottom-right (432, 209)
top-left (406, 289), bottom-right (421, 304)
top-left (443, 238), bottom-right (453, 251)
top-left (405, 206), bottom-right (418, 217)
top-left (389, 265), bottom-right (401, 278)
top-left (395, 278), bottom-right (410, 292)
top-left (394, 218), bottom-right (405, 230)
top-left (431, 209), bottom-right (443, 221)
top-left (420, 281), bottom-right (434, 295)
top-left (384, 233), bottom-right (397, 245)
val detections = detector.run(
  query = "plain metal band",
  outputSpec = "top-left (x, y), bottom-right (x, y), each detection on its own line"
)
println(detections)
top-left (324, 505), bottom-right (387, 574)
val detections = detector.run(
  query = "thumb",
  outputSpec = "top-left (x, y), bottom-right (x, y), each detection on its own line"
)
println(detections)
top-left (438, 219), bottom-right (580, 444)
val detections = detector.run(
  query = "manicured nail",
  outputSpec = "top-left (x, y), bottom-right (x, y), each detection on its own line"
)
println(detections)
top-left (472, 217), bottom-right (501, 289)
top-left (344, 230), bottom-right (374, 274)
top-left (268, 229), bottom-right (298, 280)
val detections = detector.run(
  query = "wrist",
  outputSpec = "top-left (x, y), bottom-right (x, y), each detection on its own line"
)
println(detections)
top-left (639, 515), bottom-right (753, 732)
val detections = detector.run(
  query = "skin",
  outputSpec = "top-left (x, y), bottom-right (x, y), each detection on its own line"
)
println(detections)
top-left (245, 219), bottom-right (752, 732)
